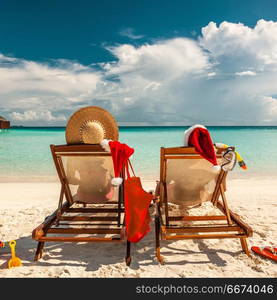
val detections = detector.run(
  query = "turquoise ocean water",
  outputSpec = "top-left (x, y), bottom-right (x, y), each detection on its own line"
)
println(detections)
top-left (0, 126), bottom-right (277, 181)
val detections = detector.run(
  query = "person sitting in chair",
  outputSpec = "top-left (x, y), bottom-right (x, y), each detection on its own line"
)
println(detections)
top-left (66, 157), bottom-right (114, 203)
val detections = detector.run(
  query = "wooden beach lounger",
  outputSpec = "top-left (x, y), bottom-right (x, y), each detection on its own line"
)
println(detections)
top-left (154, 146), bottom-right (253, 264)
top-left (32, 144), bottom-right (132, 265)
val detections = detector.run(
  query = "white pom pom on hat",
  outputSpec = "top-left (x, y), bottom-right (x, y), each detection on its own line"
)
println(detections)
top-left (100, 139), bottom-right (111, 152)
top-left (111, 177), bottom-right (123, 186)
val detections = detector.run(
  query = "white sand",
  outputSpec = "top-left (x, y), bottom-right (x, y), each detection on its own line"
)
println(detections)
top-left (0, 178), bottom-right (276, 278)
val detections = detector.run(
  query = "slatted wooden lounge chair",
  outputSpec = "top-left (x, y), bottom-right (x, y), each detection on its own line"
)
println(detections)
top-left (154, 146), bottom-right (253, 264)
top-left (32, 144), bottom-right (132, 265)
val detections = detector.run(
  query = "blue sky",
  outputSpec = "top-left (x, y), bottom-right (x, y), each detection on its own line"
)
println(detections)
top-left (1, 0), bottom-right (276, 64)
top-left (1, 0), bottom-right (277, 125)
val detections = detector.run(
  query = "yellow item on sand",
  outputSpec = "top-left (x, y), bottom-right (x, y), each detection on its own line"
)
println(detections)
top-left (215, 143), bottom-right (247, 170)
top-left (8, 240), bottom-right (22, 268)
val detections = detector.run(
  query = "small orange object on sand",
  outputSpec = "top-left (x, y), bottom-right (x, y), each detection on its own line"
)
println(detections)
top-left (251, 246), bottom-right (277, 263)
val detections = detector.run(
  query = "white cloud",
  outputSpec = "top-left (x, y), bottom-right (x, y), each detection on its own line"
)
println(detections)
top-left (200, 19), bottom-right (277, 72)
top-left (10, 110), bottom-right (66, 122)
top-left (0, 55), bottom-right (102, 125)
top-left (207, 72), bottom-right (216, 77)
top-left (119, 27), bottom-right (144, 40)
top-left (104, 38), bottom-right (210, 81)
top-left (0, 57), bottom-right (100, 95)
top-left (2, 19), bottom-right (277, 126)
top-left (235, 71), bottom-right (257, 76)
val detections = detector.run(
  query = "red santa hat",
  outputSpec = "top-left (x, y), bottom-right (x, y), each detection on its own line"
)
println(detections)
top-left (184, 124), bottom-right (221, 172)
top-left (100, 139), bottom-right (134, 186)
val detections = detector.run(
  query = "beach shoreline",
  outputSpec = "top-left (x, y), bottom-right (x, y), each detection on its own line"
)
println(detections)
top-left (1, 169), bottom-right (277, 183)
top-left (0, 177), bottom-right (276, 278)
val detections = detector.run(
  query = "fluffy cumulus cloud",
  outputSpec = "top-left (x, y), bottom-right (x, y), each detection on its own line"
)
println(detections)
top-left (1, 19), bottom-right (277, 125)
top-left (104, 38), bottom-right (210, 80)
top-left (0, 56), bottom-right (101, 125)
top-left (200, 20), bottom-right (277, 72)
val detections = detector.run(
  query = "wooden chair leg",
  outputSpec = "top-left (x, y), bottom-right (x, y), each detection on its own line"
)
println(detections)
top-left (220, 185), bottom-right (232, 225)
top-left (125, 241), bottom-right (131, 266)
top-left (240, 238), bottom-right (251, 256)
top-left (34, 241), bottom-right (45, 261)
top-left (155, 216), bottom-right (164, 264)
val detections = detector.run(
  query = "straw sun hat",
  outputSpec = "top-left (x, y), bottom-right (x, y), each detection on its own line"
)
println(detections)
top-left (65, 106), bottom-right (119, 144)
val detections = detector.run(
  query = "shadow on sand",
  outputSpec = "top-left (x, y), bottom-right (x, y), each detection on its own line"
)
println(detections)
top-left (0, 227), bottom-right (244, 273)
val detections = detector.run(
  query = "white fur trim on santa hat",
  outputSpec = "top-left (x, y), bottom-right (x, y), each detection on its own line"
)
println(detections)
top-left (100, 139), bottom-right (111, 152)
top-left (184, 124), bottom-right (207, 146)
top-left (111, 177), bottom-right (123, 186)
